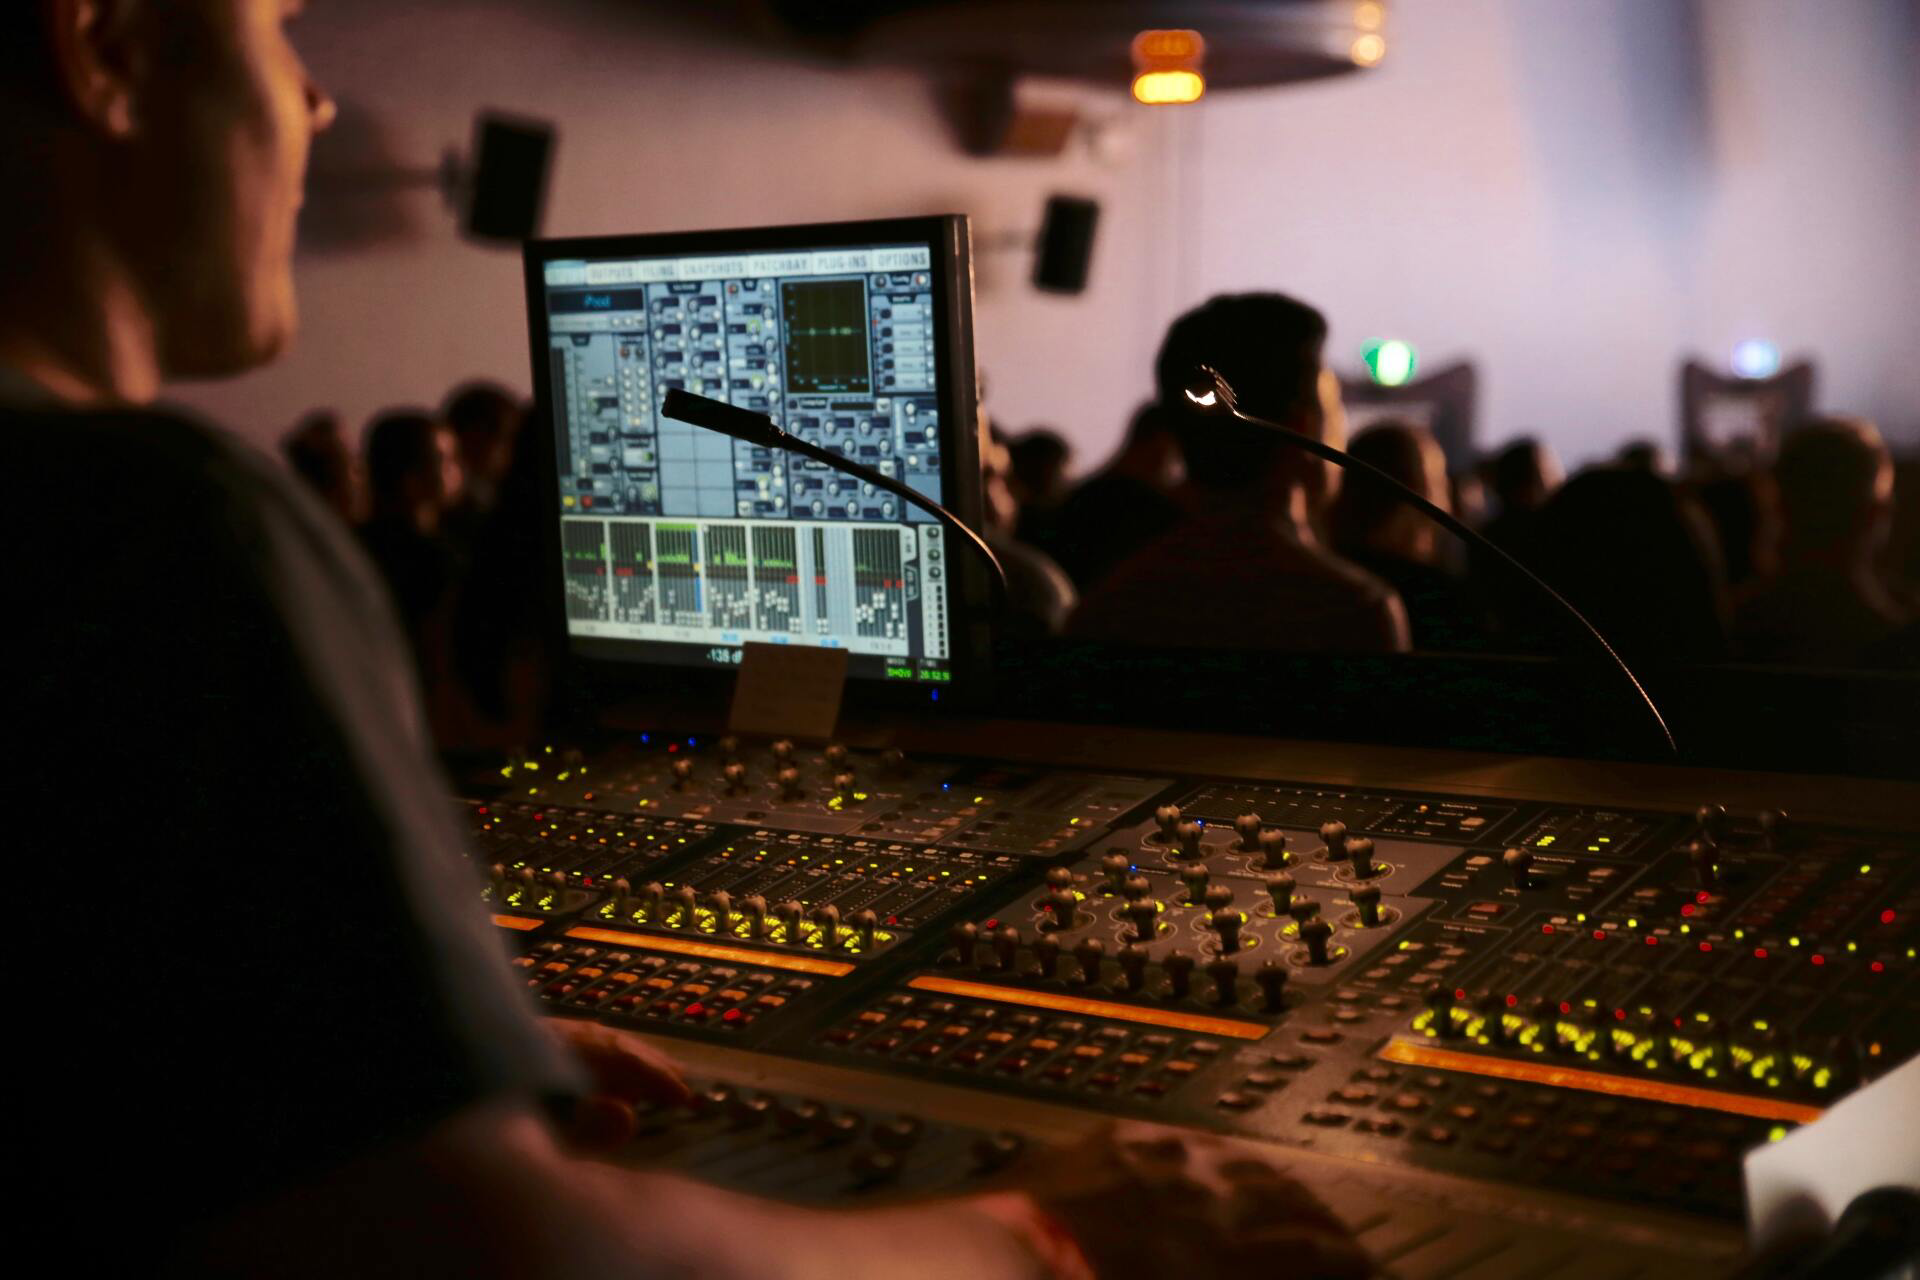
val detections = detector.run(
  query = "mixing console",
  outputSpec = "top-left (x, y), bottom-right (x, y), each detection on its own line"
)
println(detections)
top-left (463, 735), bottom-right (1917, 1276)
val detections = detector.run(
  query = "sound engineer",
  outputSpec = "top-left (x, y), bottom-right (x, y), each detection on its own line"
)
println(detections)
top-left (3, 3), bottom-right (1365, 1277)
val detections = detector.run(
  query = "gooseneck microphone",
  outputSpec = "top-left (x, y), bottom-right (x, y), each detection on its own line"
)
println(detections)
top-left (1185, 365), bottom-right (1677, 757)
top-left (659, 389), bottom-right (1009, 598)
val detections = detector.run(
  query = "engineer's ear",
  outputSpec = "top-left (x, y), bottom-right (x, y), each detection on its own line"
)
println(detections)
top-left (44, 0), bottom-right (153, 139)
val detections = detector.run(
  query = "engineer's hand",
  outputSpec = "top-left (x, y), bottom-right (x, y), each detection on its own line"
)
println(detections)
top-left (544, 1017), bottom-right (692, 1152)
top-left (975, 1123), bottom-right (1372, 1279)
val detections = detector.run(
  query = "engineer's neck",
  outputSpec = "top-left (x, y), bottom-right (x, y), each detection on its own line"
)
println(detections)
top-left (0, 243), bottom-right (162, 407)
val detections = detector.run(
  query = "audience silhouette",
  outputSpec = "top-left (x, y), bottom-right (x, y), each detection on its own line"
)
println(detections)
top-left (1736, 417), bottom-right (1908, 667)
top-left (1331, 420), bottom-right (1485, 652)
top-left (1070, 293), bottom-right (1409, 652)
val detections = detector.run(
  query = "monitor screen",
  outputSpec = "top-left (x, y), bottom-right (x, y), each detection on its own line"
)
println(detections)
top-left (523, 217), bottom-right (979, 690)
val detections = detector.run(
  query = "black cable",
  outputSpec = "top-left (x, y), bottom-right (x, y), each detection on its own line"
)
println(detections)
top-left (1188, 365), bottom-right (1678, 757)
top-left (659, 389), bottom-right (1010, 598)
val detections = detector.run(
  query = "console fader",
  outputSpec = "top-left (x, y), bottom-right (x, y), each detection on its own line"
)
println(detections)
top-left (465, 735), bottom-right (1918, 1277)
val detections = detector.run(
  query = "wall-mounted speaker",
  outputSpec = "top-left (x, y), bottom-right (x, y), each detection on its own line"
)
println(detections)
top-left (466, 114), bottom-right (555, 243)
top-left (1033, 195), bottom-right (1100, 294)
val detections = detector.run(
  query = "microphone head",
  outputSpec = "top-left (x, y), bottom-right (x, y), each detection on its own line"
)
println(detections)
top-left (1183, 364), bottom-right (1237, 413)
top-left (660, 387), bottom-right (784, 447)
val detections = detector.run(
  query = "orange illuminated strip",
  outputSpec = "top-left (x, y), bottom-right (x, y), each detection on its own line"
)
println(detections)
top-left (907, 976), bottom-right (1268, 1040)
top-left (563, 926), bottom-right (855, 977)
top-left (1379, 1041), bottom-right (1825, 1125)
top-left (492, 914), bottom-right (546, 932)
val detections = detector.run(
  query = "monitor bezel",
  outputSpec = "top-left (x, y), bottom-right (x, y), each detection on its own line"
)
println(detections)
top-left (520, 215), bottom-right (988, 716)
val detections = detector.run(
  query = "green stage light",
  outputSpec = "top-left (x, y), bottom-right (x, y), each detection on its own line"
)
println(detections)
top-left (1362, 339), bottom-right (1418, 387)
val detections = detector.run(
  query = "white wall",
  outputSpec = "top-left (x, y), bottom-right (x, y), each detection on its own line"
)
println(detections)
top-left (173, 0), bottom-right (1920, 473)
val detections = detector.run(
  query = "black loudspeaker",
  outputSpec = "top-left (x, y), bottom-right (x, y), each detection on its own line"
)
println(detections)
top-left (466, 114), bottom-right (554, 243)
top-left (1033, 195), bottom-right (1100, 294)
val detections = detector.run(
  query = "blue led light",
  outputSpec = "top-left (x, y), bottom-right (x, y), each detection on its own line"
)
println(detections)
top-left (1732, 339), bottom-right (1781, 379)
top-left (687, 737), bottom-right (697, 746)
top-left (640, 733), bottom-right (651, 744)
top-left (942, 783), bottom-right (951, 791)
top-left (930, 690), bottom-right (940, 702)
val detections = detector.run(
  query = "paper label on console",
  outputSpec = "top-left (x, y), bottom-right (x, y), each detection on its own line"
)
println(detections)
top-left (728, 641), bottom-right (848, 742)
top-left (1743, 1054), bottom-right (1919, 1250)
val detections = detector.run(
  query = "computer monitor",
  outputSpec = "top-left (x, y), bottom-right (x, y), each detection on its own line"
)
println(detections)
top-left (522, 216), bottom-right (982, 697)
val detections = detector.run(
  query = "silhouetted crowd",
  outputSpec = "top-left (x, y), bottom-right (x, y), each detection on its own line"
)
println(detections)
top-left (286, 293), bottom-right (1917, 748)
top-left (283, 381), bottom-right (554, 747)
top-left (991, 294), bottom-right (1920, 670)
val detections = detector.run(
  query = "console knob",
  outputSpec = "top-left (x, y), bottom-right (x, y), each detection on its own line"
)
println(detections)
top-left (486, 861), bottom-right (509, 898)
top-left (1502, 847), bottom-right (1534, 890)
top-left (1255, 960), bottom-right (1290, 1012)
top-left (1202, 884), bottom-right (1236, 913)
top-left (1349, 882), bottom-right (1383, 928)
top-left (1174, 820), bottom-right (1204, 860)
top-left (1163, 950), bottom-right (1195, 999)
top-left (1687, 839), bottom-right (1718, 893)
top-left (706, 890), bottom-right (734, 930)
top-left (610, 875), bottom-right (633, 916)
top-left (1044, 866), bottom-right (1075, 891)
top-left (775, 899), bottom-right (805, 942)
top-left (872, 1117), bottom-right (923, 1152)
top-left (1318, 820), bottom-right (1348, 859)
top-left (1121, 874), bottom-right (1152, 903)
top-left (825, 743), bottom-right (850, 770)
top-left (1257, 829), bottom-right (1291, 870)
top-left (1100, 851), bottom-right (1131, 893)
top-left (815, 1110), bottom-right (862, 1145)
top-left (742, 894), bottom-right (768, 938)
top-left (1288, 897), bottom-right (1321, 927)
top-left (1180, 862), bottom-right (1210, 905)
top-left (1040, 889), bottom-right (1078, 930)
top-left (722, 762), bottom-right (749, 794)
top-left (947, 921), bottom-right (979, 966)
top-left (1208, 907), bottom-right (1244, 955)
top-left (668, 883), bottom-right (697, 925)
top-left (774, 1099), bottom-right (823, 1132)
top-left (1033, 934), bottom-right (1061, 979)
top-left (1481, 993), bottom-right (1517, 1044)
top-left (1073, 936), bottom-right (1106, 985)
top-left (811, 903), bottom-right (843, 950)
top-left (832, 771), bottom-right (857, 801)
top-left (776, 765), bottom-right (804, 801)
top-left (1153, 804), bottom-right (1182, 842)
top-left (1694, 804), bottom-right (1727, 844)
top-left (971, 1132), bottom-right (1025, 1173)
top-left (1234, 812), bottom-right (1264, 852)
top-left (1425, 986), bottom-right (1458, 1037)
top-left (849, 1150), bottom-right (901, 1186)
top-left (670, 758), bottom-right (694, 789)
top-left (852, 908), bottom-right (879, 951)
top-left (881, 747), bottom-right (908, 776)
top-left (1264, 871), bottom-right (1296, 916)
top-left (1125, 899), bottom-right (1160, 944)
top-left (1206, 955), bottom-right (1241, 1006)
top-left (992, 925), bottom-right (1021, 971)
top-left (771, 739), bottom-right (795, 763)
top-left (1300, 918), bottom-right (1334, 966)
top-left (717, 735), bottom-right (741, 762)
top-left (725, 1092), bottom-right (771, 1127)
top-left (1118, 944), bottom-right (1149, 993)
top-left (639, 881), bottom-right (666, 920)
top-left (1757, 808), bottom-right (1790, 852)
top-left (1344, 836), bottom-right (1381, 880)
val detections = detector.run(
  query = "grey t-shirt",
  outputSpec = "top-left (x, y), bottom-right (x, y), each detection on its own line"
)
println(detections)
top-left (10, 404), bottom-right (580, 1261)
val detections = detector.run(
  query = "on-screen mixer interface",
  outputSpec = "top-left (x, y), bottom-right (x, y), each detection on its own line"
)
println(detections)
top-left (543, 243), bottom-right (952, 682)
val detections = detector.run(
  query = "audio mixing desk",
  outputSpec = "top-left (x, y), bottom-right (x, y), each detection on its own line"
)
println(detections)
top-left (462, 721), bottom-right (1918, 1279)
